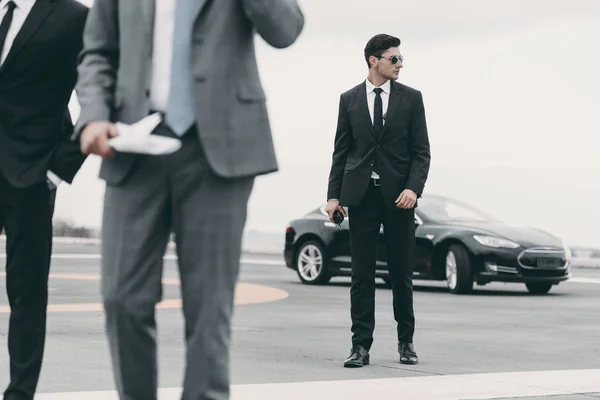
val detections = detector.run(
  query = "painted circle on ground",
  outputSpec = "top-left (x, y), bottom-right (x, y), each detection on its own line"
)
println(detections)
top-left (0, 273), bottom-right (288, 313)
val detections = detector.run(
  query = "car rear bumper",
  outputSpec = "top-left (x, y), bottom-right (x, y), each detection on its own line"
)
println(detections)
top-left (283, 246), bottom-right (293, 268)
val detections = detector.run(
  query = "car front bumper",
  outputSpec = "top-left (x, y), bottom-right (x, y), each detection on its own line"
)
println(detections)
top-left (472, 244), bottom-right (571, 284)
top-left (475, 256), bottom-right (571, 284)
top-left (476, 270), bottom-right (571, 284)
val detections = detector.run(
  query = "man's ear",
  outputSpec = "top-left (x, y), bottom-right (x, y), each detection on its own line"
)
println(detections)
top-left (369, 55), bottom-right (377, 68)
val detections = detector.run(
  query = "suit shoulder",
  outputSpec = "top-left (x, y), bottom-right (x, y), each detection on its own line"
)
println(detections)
top-left (59, 0), bottom-right (89, 32)
top-left (395, 81), bottom-right (422, 97)
top-left (340, 82), bottom-right (365, 99)
top-left (61, 0), bottom-right (90, 16)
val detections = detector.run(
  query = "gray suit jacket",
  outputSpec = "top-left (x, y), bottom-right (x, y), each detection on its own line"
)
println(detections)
top-left (74, 0), bottom-right (304, 184)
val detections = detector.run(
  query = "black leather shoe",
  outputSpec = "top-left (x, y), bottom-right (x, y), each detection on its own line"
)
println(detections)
top-left (399, 342), bottom-right (418, 365)
top-left (344, 345), bottom-right (370, 368)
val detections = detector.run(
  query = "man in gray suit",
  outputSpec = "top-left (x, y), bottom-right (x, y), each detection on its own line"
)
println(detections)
top-left (74, 0), bottom-right (304, 399)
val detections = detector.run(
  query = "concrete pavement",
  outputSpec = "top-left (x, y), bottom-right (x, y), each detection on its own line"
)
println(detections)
top-left (0, 243), bottom-right (599, 399)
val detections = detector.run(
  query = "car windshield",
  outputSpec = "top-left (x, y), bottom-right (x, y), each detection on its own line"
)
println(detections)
top-left (419, 197), bottom-right (498, 223)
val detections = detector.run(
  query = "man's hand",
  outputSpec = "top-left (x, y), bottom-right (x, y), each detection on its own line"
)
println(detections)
top-left (325, 199), bottom-right (347, 223)
top-left (80, 121), bottom-right (118, 159)
top-left (395, 189), bottom-right (417, 209)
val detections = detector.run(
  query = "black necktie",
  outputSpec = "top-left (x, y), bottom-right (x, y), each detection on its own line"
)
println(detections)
top-left (0, 1), bottom-right (16, 64)
top-left (373, 88), bottom-right (383, 137)
top-left (372, 88), bottom-right (383, 175)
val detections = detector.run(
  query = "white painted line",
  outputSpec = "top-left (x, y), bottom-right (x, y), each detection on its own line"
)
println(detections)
top-left (568, 277), bottom-right (600, 284)
top-left (0, 236), bottom-right (101, 245)
top-left (241, 258), bottom-right (284, 266)
top-left (0, 254), bottom-right (103, 259)
top-left (33, 368), bottom-right (600, 400)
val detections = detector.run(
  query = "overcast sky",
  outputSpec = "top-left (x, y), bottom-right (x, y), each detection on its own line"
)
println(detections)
top-left (60, 0), bottom-right (600, 247)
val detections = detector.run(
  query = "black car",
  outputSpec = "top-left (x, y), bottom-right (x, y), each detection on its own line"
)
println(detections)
top-left (284, 194), bottom-right (571, 294)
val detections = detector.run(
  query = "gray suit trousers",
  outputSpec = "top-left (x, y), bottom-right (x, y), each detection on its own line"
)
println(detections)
top-left (100, 123), bottom-right (254, 400)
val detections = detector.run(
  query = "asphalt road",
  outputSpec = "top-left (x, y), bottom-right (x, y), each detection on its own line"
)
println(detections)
top-left (0, 243), bottom-right (599, 399)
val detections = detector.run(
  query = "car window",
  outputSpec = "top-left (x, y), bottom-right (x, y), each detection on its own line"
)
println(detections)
top-left (419, 197), bottom-right (497, 223)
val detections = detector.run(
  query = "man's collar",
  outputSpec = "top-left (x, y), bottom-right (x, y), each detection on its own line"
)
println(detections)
top-left (1, 0), bottom-right (36, 10)
top-left (365, 78), bottom-right (391, 95)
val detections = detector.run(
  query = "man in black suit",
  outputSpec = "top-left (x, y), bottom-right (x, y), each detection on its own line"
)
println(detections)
top-left (0, 0), bottom-right (88, 398)
top-left (326, 33), bottom-right (431, 368)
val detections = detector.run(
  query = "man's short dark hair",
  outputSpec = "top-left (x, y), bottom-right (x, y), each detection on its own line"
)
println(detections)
top-left (364, 34), bottom-right (401, 68)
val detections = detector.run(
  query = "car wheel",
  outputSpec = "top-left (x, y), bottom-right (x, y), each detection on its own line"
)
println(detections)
top-left (295, 240), bottom-right (330, 285)
top-left (525, 282), bottom-right (553, 294)
top-left (445, 244), bottom-right (473, 294)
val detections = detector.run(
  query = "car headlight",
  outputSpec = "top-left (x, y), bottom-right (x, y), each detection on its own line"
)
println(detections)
top-left (561, 238), bottom-right (572, 261)
top-left (473, 235), bottom-right (520, 249)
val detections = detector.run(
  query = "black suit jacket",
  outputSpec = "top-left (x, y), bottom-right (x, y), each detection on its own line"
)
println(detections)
top-left (327, 80), bottom-right (431, 209)
top-left (0, 0), bottom-right (88, 188)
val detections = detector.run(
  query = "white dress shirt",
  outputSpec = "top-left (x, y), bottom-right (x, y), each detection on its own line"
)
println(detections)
top-left (0, 0), bottom-right (35, 64)
top-left (365, 78), bottom-right (390, 128)
top-left (364, 78), bottom-right (390, 179)
top-left (149, 0), bottom-right (176, 112)
top-left (1, 0), bottom-right (63, 187)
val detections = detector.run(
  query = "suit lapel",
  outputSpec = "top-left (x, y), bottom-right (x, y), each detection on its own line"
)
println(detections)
top-left (356, 83), bottom-right (376, 138)
top-left (381, 80), bottom-right (404, 135)
top-left (0, 0), bottom-right (54, 74)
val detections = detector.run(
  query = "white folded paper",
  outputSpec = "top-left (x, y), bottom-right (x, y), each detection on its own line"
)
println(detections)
top-left (108, 113), bottom-right (182, 155)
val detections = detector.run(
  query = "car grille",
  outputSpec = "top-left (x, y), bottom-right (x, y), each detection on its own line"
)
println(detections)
top-left (517, 247), bottom-right (568, 270)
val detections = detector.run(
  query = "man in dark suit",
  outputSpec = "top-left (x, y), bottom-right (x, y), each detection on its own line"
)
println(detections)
top-left (0, 0), bottom-right (88, 398)
top-left (326, 33), bottom-right (431, 368)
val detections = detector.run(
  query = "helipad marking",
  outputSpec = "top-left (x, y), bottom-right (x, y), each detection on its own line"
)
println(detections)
top-left (0, 273), bottom-right (288, 313)
top-left (32, 368), bottom-right (600, 400)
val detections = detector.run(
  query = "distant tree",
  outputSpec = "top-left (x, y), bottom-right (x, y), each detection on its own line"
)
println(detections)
top-left (52, 218), bottom-right (99, 238)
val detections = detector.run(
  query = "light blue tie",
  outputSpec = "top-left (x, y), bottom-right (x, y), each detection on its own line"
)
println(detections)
top-left (166, 0), bottom-right (196, 136)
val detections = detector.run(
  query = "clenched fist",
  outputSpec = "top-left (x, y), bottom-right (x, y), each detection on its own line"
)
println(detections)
top-left (80, 121), bottom-right (119, 159)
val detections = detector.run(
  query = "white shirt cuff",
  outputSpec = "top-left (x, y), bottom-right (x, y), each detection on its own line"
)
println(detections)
top-left (46, 171), bottom-right (63, 187)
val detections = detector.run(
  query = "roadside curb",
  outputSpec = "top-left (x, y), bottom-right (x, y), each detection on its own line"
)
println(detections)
top-left (0, 236), bottom-right (283, 256)
top-left (1, 236), bottom-right (597, 268)
top-left (571, 261), bottom-right (600, 269)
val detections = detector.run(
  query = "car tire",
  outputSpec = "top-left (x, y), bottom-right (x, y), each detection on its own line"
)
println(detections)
top-left (445, 244), bottom-right (473, 294)
top-left (294, 240), bottom-right (330, 285)
top-left (525, 282), bottom-right (553, 294)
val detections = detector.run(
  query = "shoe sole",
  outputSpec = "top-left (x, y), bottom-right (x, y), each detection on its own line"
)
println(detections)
top-left (344, 357), bottom-right (370, 368)
top-left (400, 359), bottom-right (418, 365)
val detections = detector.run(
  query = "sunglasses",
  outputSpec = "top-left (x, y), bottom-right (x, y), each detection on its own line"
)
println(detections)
top-left (378, 55), bottom-right (403, 64)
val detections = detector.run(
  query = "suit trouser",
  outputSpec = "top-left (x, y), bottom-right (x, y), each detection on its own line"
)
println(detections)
top-left (0, 173), bottom-right (55, 400)
top-left (348, 179), bottom-right (416, 350)
top-left (100, 124), bottom-right (254, 400)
